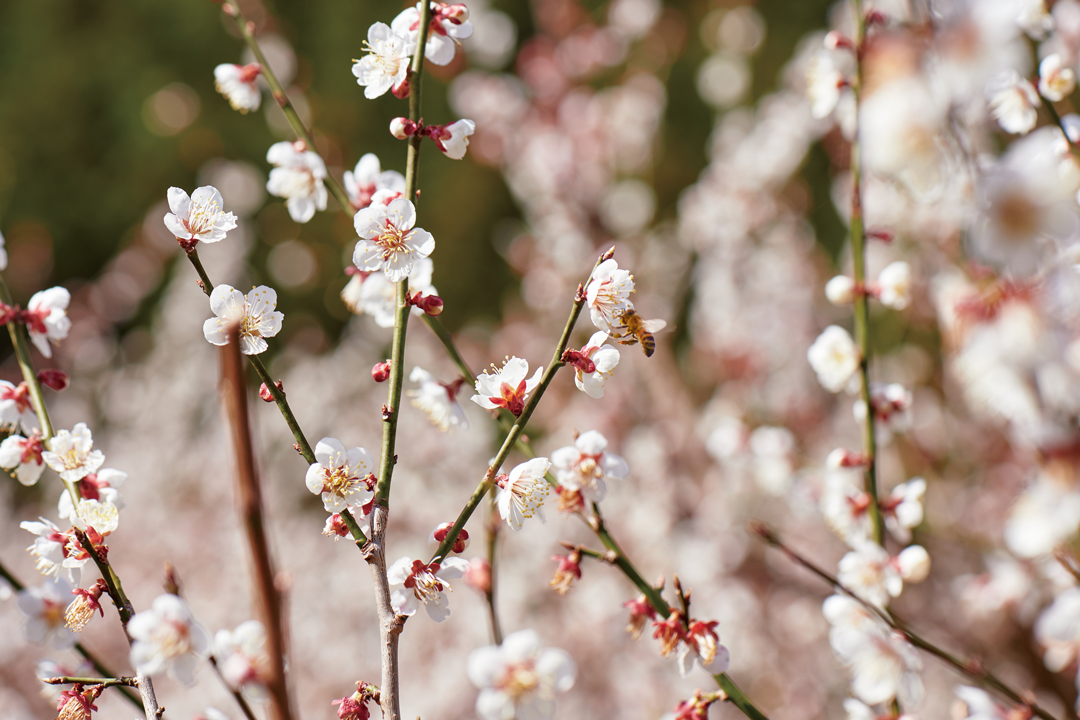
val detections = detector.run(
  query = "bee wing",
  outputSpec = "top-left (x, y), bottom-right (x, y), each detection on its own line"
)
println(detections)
top-left (641, 319), bottom-right (667, 333)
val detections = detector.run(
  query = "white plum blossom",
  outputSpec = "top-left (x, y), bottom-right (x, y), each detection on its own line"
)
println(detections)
top-left (407, 367), bottom-right (469, 432)
top-left (67, 498), bottom-right (121, 535)
top-left (825, 275), bottom-right (855, 305)
top-left (572, 332), bottom-right (620, 398)
top-left (0, 380), bottom-right (38, 432)
top-left (343, 153), bottom-right (406, 210)
top-left (393, 2), bottom-right (474, 67)
top-left (881, 478), bottom-right (926, 545)
top-left (266, 141), bottom-right (328, 223)
top-left (434, 119), bottom-right (476, 160)
top-left (0, 229), bottom-right (7, 270)
top-left (823, 594), bottom-right (923, 706)
top-left (808, 325), bottom-right (859, 393)
top-left (821, 469), bottom-right (873, 547)
top-left (214, 63), bottom-right (262, 113)
top-left (353, 197), bottom-right (435, 282)
top-left (551, 430), bottom-right (628, 504)
top-left (1039, 54), bottom-right (1075, 101)
top-left (954, 685), bottom-right (1010, 720)
top-left (1005, 471), bottom-right (1080, 557)
top-left (20, 517), bottom-right (86, 584)
top-left (677, 620), bottom-right (731, 677)
top-left (987, 71), bottom-right (1040, 135)
top-left (1017, 0), bottom-right (1055, 39)
top-left (472, 356), bottom-right (543, 417)
top-left (0, 432), bottom-right (46, 486)
top-left (128, 594), bottom-right (210, 686)
top-left (343, 256), bottom-right (437, 327)
top-left (1035, 586), bottom-right (1080, 673)
top-left (853, 382), bottom-right (913, 444)
top-left (838, 543), bottom-right (930, 608)
top-left (17, 577), bottom-right (76, 650)
top-left (202, 284), bottom-right (284, 355)
top-left (305, 437), bottom-right (375, 513)
top-left (352, 22), bottom-right (415, 99)
top-left (25, 287), bottom-right (71, 359)
top-left (164, 186), bottom-right (238, 246)
top-left (212, 620), bottom-right (271, 702)
top-left (497, 457), bottom-right (552, 530)
top-left (57, 468), bottom-right (127, 524)
top-left (388, 556), bottom-right (470, 622)
top-left (806, 52), bottom-right (845, 119)
top-left (876, 261), bottom-right (912, 310)
top-left (586, 259), bottom-right (635, 332)
top-left (467, 629), bottom-right (576, 720)
top-left (42, 423), bottom-right (104, 483)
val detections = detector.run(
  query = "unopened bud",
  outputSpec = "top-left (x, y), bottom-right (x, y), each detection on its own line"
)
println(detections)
top-left (824, 31), bottom-right (855, 51)
top-left (826, 448), bottom-right (869, 469)
top-left (867, 228), bottom-right (894, 243)
top-left (259, 380), bottom-right (284, 402)
top-left (323, 513), bottom-right (350, 539)
top-left (372, 361), bottom-right (391, 383)
top-left (824, 276), bottom-right (855, 305)
top-left (431, 522), bottom-right (470, 553)
top-left (897, 545), bottom-right (931, 583)
top-left (391, 76), bottom-right (411, 99)
top-left (390, 117), bottom-right (417, 140)
top-left (464, 556), bottom-right (492, 594)
top-left (419, 294), bottom-right (443, 316)
top-left (37, 369), bottom-right (70, 391)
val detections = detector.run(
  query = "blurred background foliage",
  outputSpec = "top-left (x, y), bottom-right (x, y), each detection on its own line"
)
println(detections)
top-left (0, 0), bottom-right (840, 357)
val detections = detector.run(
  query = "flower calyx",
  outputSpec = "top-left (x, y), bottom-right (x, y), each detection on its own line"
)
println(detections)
top-left (405, 290), bottom-right (444, 316)
top-left (549, 547), bottom-right (583, 594)
top-left (561, 348), bottom-right (596, 374)
top-left (65, 578), bottom-right (107, 632)
top-left (258, 380), bottom-right (284, 403)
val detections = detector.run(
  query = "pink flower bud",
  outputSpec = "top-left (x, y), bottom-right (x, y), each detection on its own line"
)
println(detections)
top-left (259, 380), bottom-right (284, 402)
top-left (826, 448), bottom-right (869, 469)
top-left (390, 117), bottom-right (416, 140)
top-left (464, 557), bottom-right (492, 594)
top-left (372, 361), bottom-right (392, 383)
top-left (419, 294), bottom-right (443, 316)
top-left (391, 76), bottom-right (411, 99)
top-left (866, 228), bottom-right (894, 243)
top-left (37, 369), bottom-right (70, 391)
top-left (323, 513), bottom-right (350, 539)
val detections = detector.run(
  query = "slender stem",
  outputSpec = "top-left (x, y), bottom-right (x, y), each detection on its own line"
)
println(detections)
top-left (485, 489), bottom-right (503, 644)
top-left (430, 284), bottom-right (587, 563)
top-left (73, 527), bottom-right (134, 626)
top-left (1044, 99), bottom-right (1080, 161)
top-left (183, 250), bottom-right (317, 467)
top-left (587, 505), bottom-right (768, 720)
top-left (848, 0), bottom-right (884, 546)
top-left (752, 522), bottom-right (1062, 720)
top-left (210, 656), bottom-right (260, 720)
top-left (221, 327), bottom-right (295, 720)
top-left (43, 676), bottom-right (137, 688)
top-left (221, 2), bottom-right (353, 214)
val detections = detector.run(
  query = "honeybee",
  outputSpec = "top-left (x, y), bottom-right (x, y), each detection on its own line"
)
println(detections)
top-left (610, 308), bottom-right (667, 357)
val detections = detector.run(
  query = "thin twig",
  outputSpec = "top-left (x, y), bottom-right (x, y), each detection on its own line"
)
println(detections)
top-left (751, 521), bottom-right (1062, 720)
top-left (485, 489), bottom-right (503, 644)
top-left (43, 676), bottom-right (137, 688)
top-left (221, 325), bottom-right (295, 720)
top-left (209, 656), bottom-right (260, 720)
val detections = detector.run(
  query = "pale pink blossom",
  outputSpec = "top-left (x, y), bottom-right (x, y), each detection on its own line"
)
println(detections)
top-left (20, 517), bottom-right (86, 585)
top-left (808, 325), bottom-right (859, 393)
top-left (343, 153), bottom-right (405, 210)
top-left (24, 287), bottom-right (71, 359)
top-left (571, 332), bottom-right (620, 398)
top-left (1040, 53), bottom-right (1076, 101)
top-left (806, 52), bottom-right (845, 119)
top-left (496, 457), bottom-right (552, 530)
top-left (467, 629), bottom-right (576, 720)
top-left (0, 432), bottom-right (46, 486)
top-left (213, 620), bottom-right (271, 702)
top-left (471, 356), bottom-right (543, 417)
top-left (392, 2), bottom-right (474, 67)
top-left (305, 437), bottom-right (375, 513)
top-left (838, 543), bottom-right (930, 608)
top-left (42, 423), bottom-right (104, 483)
top-left (876, 261), bottom-right (912, 310)
top-left (164, 186), bottom-right (238, 246)
top-left (128, 594), bottom-right (210, 686)
top-left (433, 119), bottom-right (476, 160)
top-left (214, 63), bottom-right (262, 113)
top-left (586, 259), bottom-right (635, 332)
top-left (988, 71), bottom-right (1040, 135)
top-left (388, 556), bottom-right (470, 622)
top-left (202, 284), bottom-right (284, 355)
top-left (266, 141), bottom-right (328, 223)
top-left (551, 430), bottom-right (628, 503)
top-left (344, 257), bottom-right (436, 327)
top-left (352, 23), bottom-right (414, 99)
top-left (57, 468), bottom-right (127, 524)
top-left (676, 619), bottom-right (730, 677)
top-left (352, 197), bottom-right (435, 282)
top-left (408, 367), bottom-right (469, 432)
top-left (0, 380), bottom-right (38, 432)
top-left (18, 577), bottom-right (76, 650)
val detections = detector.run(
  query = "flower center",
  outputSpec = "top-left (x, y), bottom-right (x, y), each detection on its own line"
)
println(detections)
top-left (375, 221), bottom-right (414, 263)
top-left (151, 619), bottom-right (193, 658)
top-left (323, 465), bottom-right (361, 500)
top-left (185, 198), bottom-right (221, 237)
top-left (500, 661), bottom-right (540, 700)
top-left (510, 477), bottom-right (549, 519)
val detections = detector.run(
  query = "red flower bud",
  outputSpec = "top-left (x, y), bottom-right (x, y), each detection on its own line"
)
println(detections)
top-left (372, 361), bottom-right (392, 383)
top-left (37, 369), bottom-right (69, 391)
top-left (259, 380), bottom-right (284, 402)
